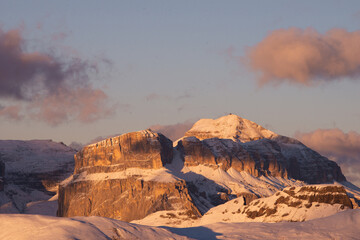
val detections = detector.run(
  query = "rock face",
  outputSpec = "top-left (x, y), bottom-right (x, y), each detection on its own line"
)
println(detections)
top-left (74, 130), bottom-right (173, 174)
top-left (58, 130), bottom-right (200, 221)
top-left (58, 177), bottom-right (200, 221)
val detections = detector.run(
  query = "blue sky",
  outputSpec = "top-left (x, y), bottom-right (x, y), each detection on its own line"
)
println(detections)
top-left (0, 0), bottom-right (360, 145)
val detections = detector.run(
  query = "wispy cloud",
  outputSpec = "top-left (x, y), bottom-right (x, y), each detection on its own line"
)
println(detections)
top-left (245, 27), bottom-right (360, 86)
top-left (0, 26), bottom-right (114, 125)
top-left (296, 128), bottom-right (360, 186)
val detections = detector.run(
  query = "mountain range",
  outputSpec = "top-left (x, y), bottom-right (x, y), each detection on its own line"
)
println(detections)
top-left (0, 114), bottom-right (359, 238)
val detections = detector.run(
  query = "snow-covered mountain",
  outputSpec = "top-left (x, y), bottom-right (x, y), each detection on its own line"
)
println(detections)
top-left (0, 140), bottom-right (75, 214)
top-left (57, 114), bottom-right (359, 226)
top-left (184, 114), bottom-right (277, 142)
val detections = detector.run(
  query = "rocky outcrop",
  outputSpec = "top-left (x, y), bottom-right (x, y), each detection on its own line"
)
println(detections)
top-left (200, 185), bottom-right (353, 224)
top-left (58, 177), bottom-right (200, 221)
top-left (58, 130), bottom-right (200, 221)
top-left (74, 130), bottom-right (173, 174)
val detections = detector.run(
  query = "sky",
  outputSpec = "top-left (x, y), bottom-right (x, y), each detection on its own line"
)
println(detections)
top-left (0, 1), bottom-right (360, 184)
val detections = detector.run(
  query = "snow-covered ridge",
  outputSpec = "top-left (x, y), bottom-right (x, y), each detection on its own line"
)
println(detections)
top-left (0, 139), bottom-right (75, 174)
top-left (87, 129), bottom-right (157, 148)
top-left (0, 140), bottom-right (75, 215)
top-left (184, 114), bottom-right (277, 142)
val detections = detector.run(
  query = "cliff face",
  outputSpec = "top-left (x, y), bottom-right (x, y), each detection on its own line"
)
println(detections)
top-left (58, 177), bottom-right (200, 221)
top-left (58, 130), bottom-right (200, 221)
top-left (74, 130), bottom-right (173, 174)
top-left (177, 136), bottom-right (345, 184)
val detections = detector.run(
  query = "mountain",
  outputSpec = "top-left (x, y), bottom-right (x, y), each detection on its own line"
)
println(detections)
top-left (57, 114), bottom-right (359, 224)
top-left (0, 140), bottom-right (75, 214)
top-left (184, 114), bottom-right (276, 142)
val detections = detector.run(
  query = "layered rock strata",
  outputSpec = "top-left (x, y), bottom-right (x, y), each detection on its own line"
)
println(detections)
top-left (179, 115), bottom-right (345, 184)
top-left (58, 130), bottom-right (200, 221)
top-left (74, 130), bottom-right (173, 174)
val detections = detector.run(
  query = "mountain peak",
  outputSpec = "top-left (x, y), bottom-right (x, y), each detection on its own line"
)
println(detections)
top-left (184, 114), bottom-right (277, 142)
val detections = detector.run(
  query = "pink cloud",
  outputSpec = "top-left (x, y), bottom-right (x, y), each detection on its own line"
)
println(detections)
top-left (296, 129), bottom-right (360, 186)
top-left (30, 86), bottom-right (114, 126)
top-left (149, 120), bottom-right (195, 141)
top-left (0, 105), bottom-right (22, 120)
top-left (245, 28), bottom-right (360, 85)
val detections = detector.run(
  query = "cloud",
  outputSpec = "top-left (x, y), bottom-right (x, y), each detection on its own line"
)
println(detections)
top-left (0, 26), bottom-right (114, 125)
top-left (245, 27), bottom-right (360, 86)
top-left (149, 120), bottom-right (195, 141)
top-left (296, 128), bottom-right (360, 186)
top-left (0, 105), bottom-right (22, 120)
top-left (30, 86), bottom-right (113, 126)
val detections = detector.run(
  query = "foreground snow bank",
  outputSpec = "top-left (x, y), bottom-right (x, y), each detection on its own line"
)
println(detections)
top-left (0, 214), bottom-right (190, 240)
top-left (1, 210), bottom-right (360, 240)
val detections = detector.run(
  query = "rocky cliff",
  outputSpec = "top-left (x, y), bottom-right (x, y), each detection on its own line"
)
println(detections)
top-left (58, 130), bottom-right (200, 221)
top-left (74, 130), bottom-right (173, 174)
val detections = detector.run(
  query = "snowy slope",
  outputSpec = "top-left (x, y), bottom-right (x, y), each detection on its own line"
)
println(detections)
top-left (0, 214), bottom-right (190, 240)
top-left (184, 114), bottom-right (277, 142)
top-left (0, 140), bottom-right (75, 214)
top-left (1, 210), bottom-right (360, 240)
top-left (0, 140), bottom-right (75, 174)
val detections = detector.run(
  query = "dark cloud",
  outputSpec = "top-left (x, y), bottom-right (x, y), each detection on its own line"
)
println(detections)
top-left (149, 120), bottom-right (195, 141)
top-left (0, 27), bottom-right (114, 125)
top-left (245, 28), bottom-right (360, 86)
top-left (296, 128), bottom-right (360, 186)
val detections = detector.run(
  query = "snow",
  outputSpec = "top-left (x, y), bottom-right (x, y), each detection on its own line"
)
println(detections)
top-left (0, 214), bottom-right (190, 240)
top-left (1, 210), bottom-right (359, 240)
top-left (0, 140), bottom-right (75, 174)
top-left (199, 185), bottom-right (349, 224)
top-left (63, 167), bottom-right (180, 185)
top-left (185, 114), bottom-right (277, 142)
